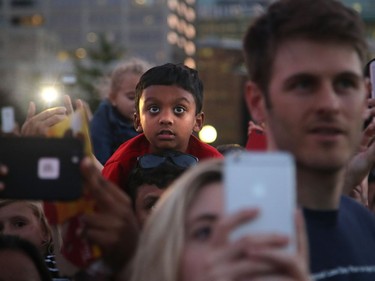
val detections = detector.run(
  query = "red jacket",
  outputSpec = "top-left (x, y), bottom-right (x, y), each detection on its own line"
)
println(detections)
top-left (102, 133), bottom-right (223, 191)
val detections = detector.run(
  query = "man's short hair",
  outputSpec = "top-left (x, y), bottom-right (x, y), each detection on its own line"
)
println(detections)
top-left (243, 0), bottom-right (367, 100)
top-left (135, 63), bottom-right (204, 114)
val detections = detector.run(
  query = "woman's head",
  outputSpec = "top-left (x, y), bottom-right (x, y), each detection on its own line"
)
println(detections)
top-left (0, 200), bottom-right (53, 255)
top-left (129, 159), bottom-right (223, 281)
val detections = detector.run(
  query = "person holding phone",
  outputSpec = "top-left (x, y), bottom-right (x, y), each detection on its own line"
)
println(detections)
top-left (128, 159), bottom-right (309, 281)
top-left (243, 0), bottom-right (375, 280)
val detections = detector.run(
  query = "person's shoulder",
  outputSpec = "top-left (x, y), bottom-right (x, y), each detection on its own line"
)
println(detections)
top-left (340, 195), bottom-right (375, 224)
top-left (341, 195), bottom-right (369, 210)
top-left (91, 100), bottom-right (112, 122)
top-left (187, 135), bottom-right (223, 159)
top-left (94, 99), bottom-right (112, 114)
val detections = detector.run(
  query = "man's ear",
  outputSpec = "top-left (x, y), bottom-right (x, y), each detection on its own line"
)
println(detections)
top-left (134, 113), bottom-right (143, 132)
top-left (244, 81), bottom-right (267, 123)
top-left (193, 112), bottom-right (205, 133)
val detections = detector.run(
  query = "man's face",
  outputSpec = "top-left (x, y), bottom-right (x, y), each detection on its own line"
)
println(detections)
top-left (249, 39), bottom-right (367, 172)
top-left (134, 85), bottom-right (203, 153)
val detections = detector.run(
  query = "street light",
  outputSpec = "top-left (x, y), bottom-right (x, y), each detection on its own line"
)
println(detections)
top-left (199, 125), bottom-right (217, 143)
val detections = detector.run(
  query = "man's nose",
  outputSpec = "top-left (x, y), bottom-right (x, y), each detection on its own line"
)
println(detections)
top-left (314, 83), bottom-right (341, 115)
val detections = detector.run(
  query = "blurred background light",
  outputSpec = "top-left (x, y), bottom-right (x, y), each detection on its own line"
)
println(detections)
top-left (40, 86), bottom-right (59, 104)
top-left (199, 125), bottom-right (217, 143)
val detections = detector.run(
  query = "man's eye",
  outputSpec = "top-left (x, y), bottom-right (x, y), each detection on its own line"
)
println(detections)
top-left (174, 107), bottom-right (186, 114)
top-left (293, 79), bottom-right (313, 90)
top-left (335, 78), bottom-right (356, 90)
top-left (149, 106), bottom-right (160, 114)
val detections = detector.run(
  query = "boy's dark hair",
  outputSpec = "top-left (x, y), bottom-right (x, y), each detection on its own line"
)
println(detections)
top-left (216, 143), bottom-right (245, 155)
top-left (127, 163), bottom-right (186, 210)
top-left (135, 63), bottom-right (204, 114)
top-left (0, 235), bottom-right (52, 281)
top-left (243, 0), bottom-right (367, 106)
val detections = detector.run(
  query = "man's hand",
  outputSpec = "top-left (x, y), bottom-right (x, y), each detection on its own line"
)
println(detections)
top-left (344, 98), bottom-right (375, 201)
top-left (79, 157), bottom-right (140, 272)
top-left (21, 101), bottom-right (67, 136)
top-left (0, 163), bottom-right (8, 190)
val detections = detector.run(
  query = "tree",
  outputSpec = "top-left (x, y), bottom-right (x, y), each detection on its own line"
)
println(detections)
top-left (71, 33), bottom-right (125, 111)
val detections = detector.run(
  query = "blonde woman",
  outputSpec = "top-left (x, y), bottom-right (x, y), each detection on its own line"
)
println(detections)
top-left (128, 159), bottom-right (310, 281)
top-left (0, 200), bottom-right (61, 278)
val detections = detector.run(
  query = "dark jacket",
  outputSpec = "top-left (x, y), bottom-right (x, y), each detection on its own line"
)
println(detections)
top-left (90, 99), bottom-right (138, 165)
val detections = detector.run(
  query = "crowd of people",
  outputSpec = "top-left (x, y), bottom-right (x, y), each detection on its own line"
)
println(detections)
top-left (1, 0), bottom-right (375, 280)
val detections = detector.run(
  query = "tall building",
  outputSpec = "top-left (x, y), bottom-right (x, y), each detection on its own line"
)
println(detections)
top-left (0, 0), bottom-right (197, 111)
top-left (195, 0), bottom-right (274, 146)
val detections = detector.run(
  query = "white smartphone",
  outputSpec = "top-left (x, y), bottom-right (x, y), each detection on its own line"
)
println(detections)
top-left (1, 106), bottom-right (15, 133)
top-left (224, 152), bottom-right (296, 253)
top-left (370, 60), bottom-right (375, 99)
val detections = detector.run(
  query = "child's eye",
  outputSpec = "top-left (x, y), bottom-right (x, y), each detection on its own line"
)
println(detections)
top-left (174, 106), bottom-right (186, 114)
top-left (149, 106), bottom-right (160, 114)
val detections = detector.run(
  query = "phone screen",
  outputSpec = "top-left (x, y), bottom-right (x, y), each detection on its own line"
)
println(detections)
top-left (224, 152), bottom-right (296, 253)
top-left (370, 60), bottom-right (375, 99)
top-left (0, 137), bottom-right (83, 201)
top-left (1, 106), bottom-right (15, 133)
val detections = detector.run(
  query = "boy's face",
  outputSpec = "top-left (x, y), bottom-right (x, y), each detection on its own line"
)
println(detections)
top-left (246, 39), bottom-right (367, 172)
top-left (134, 85), bottom-right (204, 153)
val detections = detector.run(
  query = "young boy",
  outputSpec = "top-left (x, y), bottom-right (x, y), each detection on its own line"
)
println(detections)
top-left (243, 0), bottom-right (375, 279)
top-left (127, 150), bottom-right (198, 227)
top-left (102, 63), bottom-right (222, 191)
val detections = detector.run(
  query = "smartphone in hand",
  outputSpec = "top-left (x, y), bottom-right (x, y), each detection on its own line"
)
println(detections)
top-left (0, 137), bottom-right (83, 201)
top-left (370, 60), bottom-right (375, 99)
top-left (224, 152), bottom-right (296, 252)
top-left (1, 106), bottom-right (15, 133)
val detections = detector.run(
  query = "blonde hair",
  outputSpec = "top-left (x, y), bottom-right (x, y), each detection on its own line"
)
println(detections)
top-left (0, 200), bottom-right (55, 255)
top-left (129, 159), bottom-right (223, 281)
top-left (108, 57), bottom-right (152, 99)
